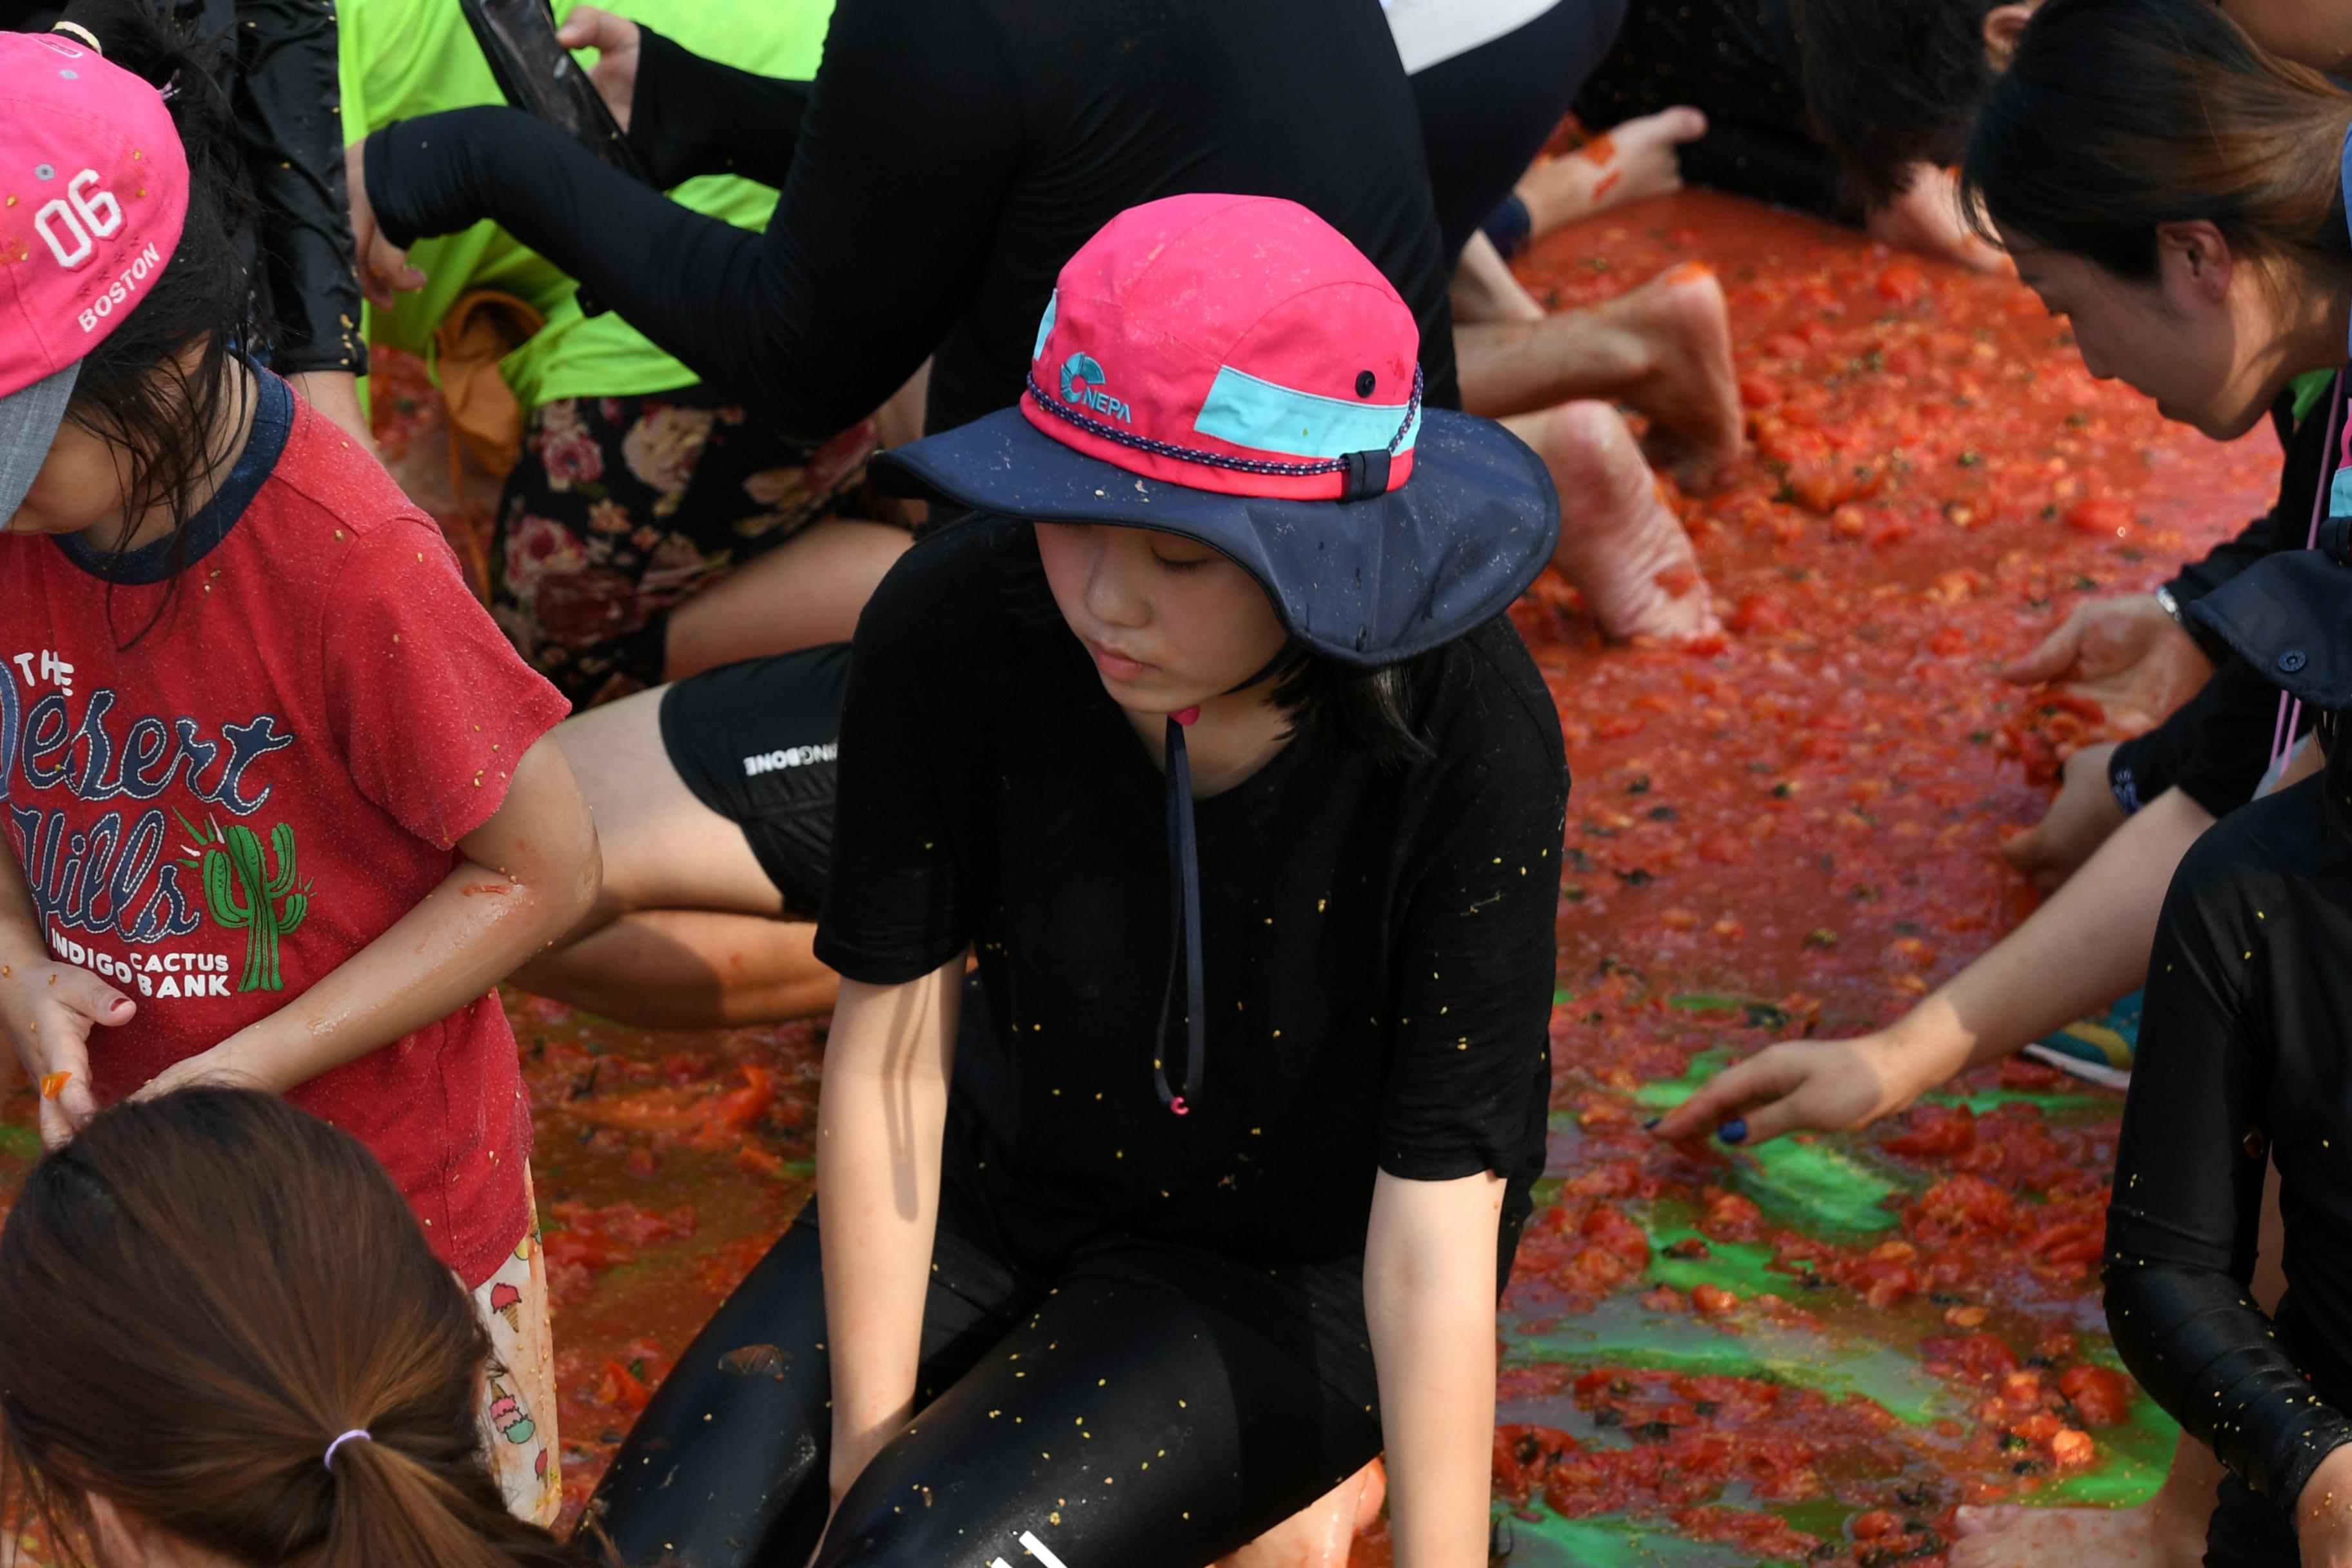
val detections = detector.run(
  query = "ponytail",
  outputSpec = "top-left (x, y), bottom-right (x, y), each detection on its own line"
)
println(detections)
top-left (0, 1091), bottom-right (602, 1568)
top-left (44, 0), bottom-right (259, 647)
top-left (316, 1431), bottom-right (584, 1568)
top-left (1960, 0), bottom-right (2352, 280)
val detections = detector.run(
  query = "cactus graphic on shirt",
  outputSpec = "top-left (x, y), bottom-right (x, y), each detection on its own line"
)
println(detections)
top-left (177, 814), bottom-right (311, 992)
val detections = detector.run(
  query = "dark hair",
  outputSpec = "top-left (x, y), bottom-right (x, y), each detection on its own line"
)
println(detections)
top-left (0, 1090), bottom-right (600, 1568)
top-left (995, 518), bottom-right (1441, 765)
top-left (1788, 0), bottom-right (2001, 206)
top-left (1960, 0), bottom-right (2352, 280)
top-left (50, 0), bottom-right (259, 643)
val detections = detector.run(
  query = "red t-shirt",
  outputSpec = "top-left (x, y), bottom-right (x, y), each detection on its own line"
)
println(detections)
top-left (0, 375), bottom-right (569, 1286)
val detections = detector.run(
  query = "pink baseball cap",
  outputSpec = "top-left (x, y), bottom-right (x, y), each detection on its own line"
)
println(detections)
top-left (873, 193), bottom-right (1556, 668)
top-left (0, 30), bottom-right (191, 522)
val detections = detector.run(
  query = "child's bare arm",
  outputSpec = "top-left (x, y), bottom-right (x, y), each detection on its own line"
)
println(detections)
top-left (138, 734), bottom-right (600, 1099)
top-left (0, 835), bottom-right (135, 1146)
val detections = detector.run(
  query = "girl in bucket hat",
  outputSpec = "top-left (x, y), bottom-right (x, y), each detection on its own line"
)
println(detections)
top-left (589, 194), bottom-right (1569, 1568)
top-left (0, 5), bottom-right (600, 1522)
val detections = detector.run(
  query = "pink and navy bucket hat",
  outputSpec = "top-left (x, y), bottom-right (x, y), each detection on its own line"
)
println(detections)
top-left (872, 193), bottom-right (1558, 668)
top-left (0, 30), bottom-right (191, 524)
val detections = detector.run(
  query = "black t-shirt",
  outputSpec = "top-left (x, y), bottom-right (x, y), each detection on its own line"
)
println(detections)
top-left (365, 0), bottom-right (1459, 442)
top-left (814, 517), bottom-right (1568, 1264)
top-left (2107, 776), bottom-right (2352, 1514)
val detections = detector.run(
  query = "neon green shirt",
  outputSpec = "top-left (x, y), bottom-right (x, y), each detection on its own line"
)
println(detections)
top-left (339, 0), bottom-right (831, 410)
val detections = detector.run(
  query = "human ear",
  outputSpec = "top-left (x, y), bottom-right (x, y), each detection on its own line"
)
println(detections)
top-left (1981, 2), bottom-right (2039, 66)
top-left (2155, 220), bottom-right (2235, 306)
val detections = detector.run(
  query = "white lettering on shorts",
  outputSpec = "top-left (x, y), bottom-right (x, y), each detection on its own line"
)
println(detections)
top-left (741, 740), bottom-right (838, 778)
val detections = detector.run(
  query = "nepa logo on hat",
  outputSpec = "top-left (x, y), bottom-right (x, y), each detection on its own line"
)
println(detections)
top-left (1058, 351), bottom-right (1132, 425)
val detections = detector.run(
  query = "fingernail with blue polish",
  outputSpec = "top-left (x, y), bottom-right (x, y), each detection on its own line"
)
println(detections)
top-left (1717, 1118), bottom-right (1749, 1146)
top-left (1642, 1116), bottom-right (1662, 1130)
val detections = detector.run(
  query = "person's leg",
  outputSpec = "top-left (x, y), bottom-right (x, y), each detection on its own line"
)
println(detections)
top-left (1452, 231), bottom-right (1549, 329)
top-left (583, 1199), bottom-right (1035, 1568)
top-left (1217, 1460), bottom-right (1386, 1568)
top-left (531, 908), bottom-right (839, 1028)
top-left (814, 1261), bottom-right (1386, 1568)
top-left (494, 393), bottom-right (890, 710)
top-left (471, 1171), bottom-right (562, 1526)
top-left (1504, 402), bottom-right (1720, 643)
top-left (1456, 262), bottom-right (1742, 489)
top-left (663, 516), bottom-right (910, 681)
top-left (510, 667), bottom-right (840, 1028)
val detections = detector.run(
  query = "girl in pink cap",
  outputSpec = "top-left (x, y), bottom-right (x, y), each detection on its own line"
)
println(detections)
top-left (588, 193), bottom-right (1569, 1568)
top-left (0, 1), bottom-right (599, 1523)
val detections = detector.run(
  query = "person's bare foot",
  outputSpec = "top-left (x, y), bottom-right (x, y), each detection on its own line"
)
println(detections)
top-left (1518, 106), bottom-right (1708, 235)
top-left (1948, 1502), bottom-right (2204, 1568)
top-left (1213, 1460), bottom-right (1386, 1568)
top-left (1511, 400), bottom-right (1720, 643)
top-left (1604, 262), bottom-right (1743, 491)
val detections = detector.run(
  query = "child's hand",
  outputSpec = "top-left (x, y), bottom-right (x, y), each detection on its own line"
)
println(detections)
top-left (0, 961), bottom-right (135, 1148)
top-left (131, 1041), bottom-right (270, 1104)
top-left (1649, 1034), bottom-right (1921, 1147)
top-left (554, 6), bottom-right (643, 132)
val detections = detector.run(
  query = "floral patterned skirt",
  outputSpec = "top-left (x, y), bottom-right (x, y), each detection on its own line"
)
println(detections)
top-left (494, 387), bottom-right (883, 709)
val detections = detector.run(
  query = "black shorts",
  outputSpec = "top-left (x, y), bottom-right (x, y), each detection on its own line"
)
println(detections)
top-left (657, 644), bottom-right (850, 920)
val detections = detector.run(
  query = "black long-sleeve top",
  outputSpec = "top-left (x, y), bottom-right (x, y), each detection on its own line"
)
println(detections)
top-left (363, 0), bottom-right (1460, 444)
top-left (2108, 380), bottom-right (2335, 815)
top-left (208, 0), bottom-right (366, 375)
top-left (2107, 775), bottom-right (2352, 1515)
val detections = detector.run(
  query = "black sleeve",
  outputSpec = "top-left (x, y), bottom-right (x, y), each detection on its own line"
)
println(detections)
top-left (812, 538), bottom-right (973, 984)
top-left (231, 0), bottom-right (366, 375)
top-left (2108, 654), bottom-right (2298, 819)
top-left (366, 0), bottom-right (1021, 442)
top-left (2105, 828), bottom-right (2352, 1509)
top-left (2162, 389), bottom-right (2328, 654)
top-left (625, 26), bottom-right (809, 192)
top-left (1378, 632), bottom-right (1569, 1182)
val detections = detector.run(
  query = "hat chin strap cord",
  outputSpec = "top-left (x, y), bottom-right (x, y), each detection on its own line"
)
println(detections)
top-left (1153, 707), bottom-right (1208, 1115)
top-left (1151, 641), bottom-right (1307, 1115)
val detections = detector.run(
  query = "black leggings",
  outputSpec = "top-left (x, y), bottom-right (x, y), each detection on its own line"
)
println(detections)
top-left (586, 1191), bottom-right (1384, 1567)
top-left (1409, 0), bottom-right (1629, 262)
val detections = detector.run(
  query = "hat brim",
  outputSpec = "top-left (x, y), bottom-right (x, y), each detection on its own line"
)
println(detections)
top-left (0, 363), bottom-right (77, 525)
top-left (872, 407), bottom-right (1559, 669)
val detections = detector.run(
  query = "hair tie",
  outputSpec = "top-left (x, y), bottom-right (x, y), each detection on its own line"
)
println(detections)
top-left (48, 20), bottom-right (104, 53)
top-left (322, 1429), bottom-right (372, 1469)
top-left (158, 70), bottom-right (182, 102)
